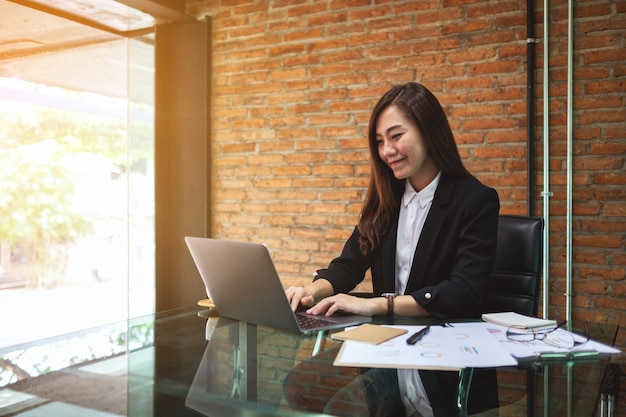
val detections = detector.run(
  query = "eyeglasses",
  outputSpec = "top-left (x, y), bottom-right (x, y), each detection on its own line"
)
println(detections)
top-left (506, 321), bottom-right (590, 349)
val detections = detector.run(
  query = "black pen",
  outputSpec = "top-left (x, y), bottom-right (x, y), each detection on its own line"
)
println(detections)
top-left (406, 325), bottom-right (430, 345)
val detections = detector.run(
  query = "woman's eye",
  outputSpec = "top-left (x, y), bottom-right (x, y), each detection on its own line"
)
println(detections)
top-left (392, 133), bottom-right (403, 140)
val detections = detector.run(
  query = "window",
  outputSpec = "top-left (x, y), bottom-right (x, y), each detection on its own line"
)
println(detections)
top-left (0, 1), bottom-right (155, 355)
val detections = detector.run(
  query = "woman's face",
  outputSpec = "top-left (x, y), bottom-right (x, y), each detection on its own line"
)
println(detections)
top-left (375, 105), bottom-right (438, 191)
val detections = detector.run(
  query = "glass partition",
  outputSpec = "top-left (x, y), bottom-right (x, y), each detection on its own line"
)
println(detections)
top-left (0, 1), bottom-right (154, 386)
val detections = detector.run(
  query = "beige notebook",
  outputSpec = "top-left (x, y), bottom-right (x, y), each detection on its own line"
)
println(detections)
top-left (482, 312), bottom-right (557, 332)
top-left (331, 323), bottom-right (408, 345)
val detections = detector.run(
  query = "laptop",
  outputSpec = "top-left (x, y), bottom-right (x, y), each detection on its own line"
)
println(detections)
top-left (185, 236), bottom-right (370, 334)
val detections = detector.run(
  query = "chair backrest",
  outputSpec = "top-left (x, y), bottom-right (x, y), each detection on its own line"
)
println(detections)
top-left (482, 215), bottom-right (544, 317)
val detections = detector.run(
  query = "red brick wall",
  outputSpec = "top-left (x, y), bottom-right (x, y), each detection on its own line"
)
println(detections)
top-left (186, 0), bottom-right (625, 412)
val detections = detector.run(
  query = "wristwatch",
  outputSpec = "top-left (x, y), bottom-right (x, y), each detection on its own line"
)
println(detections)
top-left (382, 293), bottom-right (396, 316)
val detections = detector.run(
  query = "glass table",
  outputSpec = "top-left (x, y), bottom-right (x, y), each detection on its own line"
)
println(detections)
top-left (0, 306), bottom-right (621, 417)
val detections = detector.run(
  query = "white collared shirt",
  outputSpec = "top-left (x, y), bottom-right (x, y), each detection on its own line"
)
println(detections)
top-left (395, 172), bottom-right (440, 417)
top-left (395, 172), bottom-right (440, 295)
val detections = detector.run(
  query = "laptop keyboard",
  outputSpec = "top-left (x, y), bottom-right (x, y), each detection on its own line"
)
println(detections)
top-left (297, 313), bottom-right (337, 330)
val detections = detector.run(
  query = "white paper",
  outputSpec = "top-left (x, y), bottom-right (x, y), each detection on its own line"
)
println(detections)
top-left (482, 323), bottom-right (622, 358)
top-left (333, 322), bottom-right (518, 370)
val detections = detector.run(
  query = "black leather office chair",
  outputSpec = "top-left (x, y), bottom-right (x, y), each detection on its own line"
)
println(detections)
top-left (482, 214), bottom-right (544, 316)
top-left (481, 214), bottom-right (544, 417)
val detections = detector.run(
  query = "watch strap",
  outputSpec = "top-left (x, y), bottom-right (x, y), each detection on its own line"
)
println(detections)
top-left (382, 293), bottom-right (396, 316)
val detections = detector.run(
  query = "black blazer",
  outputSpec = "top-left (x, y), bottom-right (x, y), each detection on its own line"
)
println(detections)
top-left (316, 172), bottom-right (500, 319)
top-left (316, 173), bottom-right (501, 415)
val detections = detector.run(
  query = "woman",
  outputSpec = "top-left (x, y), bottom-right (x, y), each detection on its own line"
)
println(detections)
top-left (286, 82), bottom-right (500, 416)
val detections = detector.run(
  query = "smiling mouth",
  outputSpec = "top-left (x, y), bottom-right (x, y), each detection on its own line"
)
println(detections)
top-left (388, 157), bottom-right (406, 167)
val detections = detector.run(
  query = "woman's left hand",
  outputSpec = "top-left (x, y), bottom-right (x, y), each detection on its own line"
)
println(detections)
top-left (305, 293), bottom-right (384, 317)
